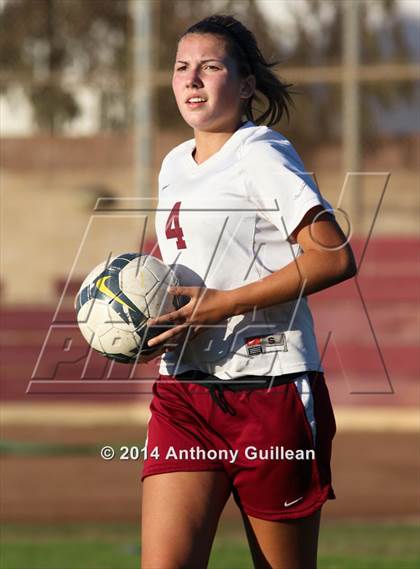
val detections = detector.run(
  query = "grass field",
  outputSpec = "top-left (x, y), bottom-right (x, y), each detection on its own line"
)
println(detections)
top-left (1, 428), bottom-right (418, 568)
top-left (0, 521), bottom-right (419, 569)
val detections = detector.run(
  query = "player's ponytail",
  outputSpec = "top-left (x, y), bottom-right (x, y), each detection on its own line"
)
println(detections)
top-left (182, 14), bottom-right (294, 126)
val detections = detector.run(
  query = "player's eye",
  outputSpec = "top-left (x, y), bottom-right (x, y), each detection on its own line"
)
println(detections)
top-left (203, 65), bottom-right (220, 71)
top-left (175, 65), bottom-right (187, 72)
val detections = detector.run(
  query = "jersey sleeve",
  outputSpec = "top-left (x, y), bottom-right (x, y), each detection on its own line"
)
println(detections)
top-left (242, 139), bottom-right (334, 240)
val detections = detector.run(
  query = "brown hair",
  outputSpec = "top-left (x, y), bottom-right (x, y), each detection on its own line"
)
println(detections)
top-left (182, 14), bottom-right (294, 126)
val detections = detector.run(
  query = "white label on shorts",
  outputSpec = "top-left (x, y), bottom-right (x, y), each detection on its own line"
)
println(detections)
top-left (245, 333), bottom-right (288, 356)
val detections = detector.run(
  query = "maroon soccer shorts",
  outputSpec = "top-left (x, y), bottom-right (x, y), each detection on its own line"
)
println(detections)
top-left (141, 371), bottom-right (336, 521)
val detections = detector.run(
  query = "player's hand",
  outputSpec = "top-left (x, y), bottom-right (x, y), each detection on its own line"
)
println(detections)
top-left (146, 286), bottom-right (234, 348)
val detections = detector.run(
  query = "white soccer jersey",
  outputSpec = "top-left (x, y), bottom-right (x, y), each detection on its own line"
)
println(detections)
top-left (155, 121), bottom-right (333, 379)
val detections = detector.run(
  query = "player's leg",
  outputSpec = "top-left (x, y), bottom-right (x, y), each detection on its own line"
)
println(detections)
top-left (241, 509), bottom-right (321, 569)
top-left (224, 372), bottom-right (334, 568)
top-left (141, 470), bottom-right (231, 569)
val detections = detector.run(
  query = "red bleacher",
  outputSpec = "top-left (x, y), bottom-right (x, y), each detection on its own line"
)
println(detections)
top-left (1, 238), bottom-right (418, 407)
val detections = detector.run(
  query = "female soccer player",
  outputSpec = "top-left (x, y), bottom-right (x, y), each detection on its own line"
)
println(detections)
top-left (141, 14), bottom-right (356, 569)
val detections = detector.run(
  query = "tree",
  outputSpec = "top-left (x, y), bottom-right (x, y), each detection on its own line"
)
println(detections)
top-left (0, 0), bottom-right (415, 140)
top-left (273, 0), bottom-right (415, 146)
top-left (0, 0), bottom-right (287, 133)
top-left (0, 0), bottom-right (132, 133)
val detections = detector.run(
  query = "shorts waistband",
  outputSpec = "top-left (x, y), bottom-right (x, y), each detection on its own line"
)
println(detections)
top-left (174, 371), bottom-right (311, 415)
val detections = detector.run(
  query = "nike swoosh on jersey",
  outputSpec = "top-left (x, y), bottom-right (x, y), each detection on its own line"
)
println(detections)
top-left (284, 496), bottom-right (303, 508)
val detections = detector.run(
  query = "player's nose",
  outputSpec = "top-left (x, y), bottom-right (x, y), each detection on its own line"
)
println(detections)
top-left (185, 68), bottom-right (204, 89)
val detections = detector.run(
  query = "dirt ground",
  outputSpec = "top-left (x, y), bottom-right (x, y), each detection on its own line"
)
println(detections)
top-left (1, 426), bottom-right (418, 523)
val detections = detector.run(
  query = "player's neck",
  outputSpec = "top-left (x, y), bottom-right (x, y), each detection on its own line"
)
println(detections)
top-left (192, 122), bottom-right (242, 165)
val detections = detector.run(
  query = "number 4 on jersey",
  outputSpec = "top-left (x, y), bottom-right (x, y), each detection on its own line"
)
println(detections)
top-left (165, 201), bottom-right (187, 249)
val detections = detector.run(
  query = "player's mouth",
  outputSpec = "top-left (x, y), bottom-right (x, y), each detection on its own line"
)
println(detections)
top-left (186, 96), bottom-right (208, 108)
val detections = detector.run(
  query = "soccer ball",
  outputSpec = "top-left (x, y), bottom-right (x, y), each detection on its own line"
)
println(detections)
top-left (75, 253), bottom-right (179, 363)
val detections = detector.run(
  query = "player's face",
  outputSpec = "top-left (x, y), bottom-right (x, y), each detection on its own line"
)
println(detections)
top-left (172, 33), bottom-right (248, 132)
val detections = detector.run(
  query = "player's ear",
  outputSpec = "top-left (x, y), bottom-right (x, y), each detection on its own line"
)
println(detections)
top-left (240, 75), bottom-right (256, 100)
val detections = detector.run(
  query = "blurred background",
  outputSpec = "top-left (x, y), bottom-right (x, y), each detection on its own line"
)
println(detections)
top-left (1, 1), bottom-right (419, 568)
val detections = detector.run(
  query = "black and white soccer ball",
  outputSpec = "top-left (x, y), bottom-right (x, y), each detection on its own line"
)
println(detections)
top-left (75, 253), bottom-right (179, 363)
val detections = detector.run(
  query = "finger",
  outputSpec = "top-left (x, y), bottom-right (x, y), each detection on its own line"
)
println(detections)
top-left (148, 308), bottom-right (186, 326)
top-left (189, 325), bottom-right (208, 340)
top-left (167, 285), bottom-right (197, 298)
top-left (147, 323), bottom-right (190, 347)
top-left (147, 326), bottom-right (187, 349)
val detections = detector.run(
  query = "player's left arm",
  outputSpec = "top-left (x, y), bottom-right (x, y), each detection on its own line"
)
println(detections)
top-left (147, 205), bottom-right (357, 347)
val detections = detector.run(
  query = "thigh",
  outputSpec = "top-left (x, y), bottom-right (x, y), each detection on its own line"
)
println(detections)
top-left (241, 509), bottom-right (321, 569)
top-left (141, 470), bottom-right (231, 569)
